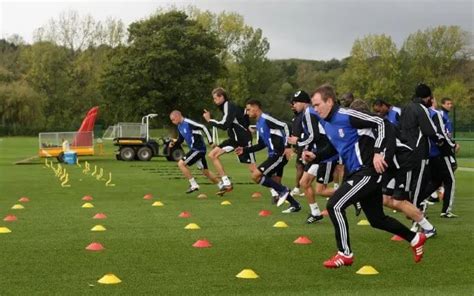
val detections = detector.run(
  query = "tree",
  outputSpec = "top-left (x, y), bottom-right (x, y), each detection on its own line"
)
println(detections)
top-left (337, 34), bottom-right (402, 103)
top-left (101, 11), bottom-right (223, 124)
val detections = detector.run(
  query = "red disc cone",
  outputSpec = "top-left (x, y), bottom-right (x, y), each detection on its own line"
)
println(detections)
top-left (321, 209), bottom-right (329, 216)
top-left (258, 210), bottom-right (272, 217)
top-left (293, 236), bottom-right (312, 245)
top-left (93, 213), bottom-right (107, 219)
top-left (143, 194), bottom-right (153, 200)
top-left (82, 195), bottom-right (93, 201)
top-left (391, 235), bottom-right (404, 241)
top-left (3, 215), bottom-right (17, 222)
top-left (251, 192), bottom-right (262, 199)
top-left (193, 239), bottom-right (212, 248)
top-left (86, 242), bottom-right (105, 251)
top-left (19, 197), bottom-right (30, 203)
top-left (179, 211), bottom-right (191, 218)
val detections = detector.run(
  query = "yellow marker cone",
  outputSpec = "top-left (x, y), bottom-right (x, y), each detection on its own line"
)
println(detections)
top-left (0, 227), bottom-right (12, 234)
top-left (11, 204), bottom-right (24, 210)
top-left (98, 273), bottom-right (121, 284)
top-left (356, 265), bottom-right (379, 275)
top-left (152, 201), bottom-right (164, 207)
top-left (197, 193), bottom-right (207, 199)
top-left (82, 203), bottom-right (94, 208)
top-left (91, 225), bottom-right (106, 232)
top-left (357, 219), bottom-right (370, 226)
top-left (184, 223), bottom-right (200, 230)
top-left (273, 221), bottom-right (289, 228)
top-left (236, 269), bottom-right (259, 279)
top-left (221, 200), bottom-right (232, 205)
top-left (105, 172), bottom-right (115, 187)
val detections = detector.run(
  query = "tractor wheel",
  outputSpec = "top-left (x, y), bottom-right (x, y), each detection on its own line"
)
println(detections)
top-left (120, 147), bottom-right (136, 161)
top-left (57, 152), bottom-right (65, 163)
top-left (170, 148), bottom-right (184, 161)
top-left (137, 146), bottom-right (153, 161)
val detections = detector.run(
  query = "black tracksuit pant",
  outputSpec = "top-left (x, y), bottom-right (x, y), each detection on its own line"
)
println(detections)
top-left (419, 155), bottom-right (456, 214)
top-left (326, 168), bottom-right (416, 255)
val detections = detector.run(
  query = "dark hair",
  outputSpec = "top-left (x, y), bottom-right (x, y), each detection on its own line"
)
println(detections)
top-left (350, 99), bottom-right (370, 112)
top-left (212, 87), bottom-right (228, 100)
top-left (245, 98), bottom-right (262, 108)
top-left (312, 84), bottom-right (337, 103)
top-left (372, 98), bottom-right (390, 107)
top-left (441, 97), bottom-right (452, 104)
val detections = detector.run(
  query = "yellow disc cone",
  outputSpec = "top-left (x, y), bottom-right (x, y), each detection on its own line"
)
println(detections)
top-left (11, 204), bottom-right (24, 210)
top-left (357, 219), bottom-right (370, 226)
top-left (356, 265), bottom-right (379, 275)
top-left (152, 201), bottom-right (164, 207)
top-left (184, 223), bottom-right (200, 230)
top-left (236, 269), bottom-right (259, 279)
top-left (221, 200), bottom-right (232, 205)
top-left (0, 227), bottom-right (12, 234)
top-left (91, 225), bottom-right (106, 232)
top-left (197, 193), bottom-right (207, 199)
top-left (273, 221), bottom-right (289, 228)
top-left (82, 203), bottom-right (94, 208)
top-left (98, 273), bottom-right (122, 284)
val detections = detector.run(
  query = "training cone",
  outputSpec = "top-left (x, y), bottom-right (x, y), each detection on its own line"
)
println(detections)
top-left (184, 223), bottom-right (200, 230)
top-left (356, 265), bottom-right (379, 275)
top-left (3, 215), bottom-right (17, 222)
top-left (236, 269), bottom-right (259, 279)
top-left (193, 239), bottom-right (212, 248)
top-left (82, 195), bottom-right (93, 201)
top-left (251, 192), bottom-right (262, 199)
top-left (221, 200), bottom-right (232, 205)
top-left (18, 197), bottom-right (30, 203)
top-left (93, 213), bottom-right (107, 220)
top-left (321, 209), bottom-right (329, 216)
top-left (11, 204), bottom-right (24, 210)
top-left (273, 221), bottom-right (289, 228)
top-left (152, 201), bottom-right (164, 207)
top-left (0, 227), bottom-right (12, 234)
top-left (143, 194), bottom-right (153, 200)
top-left (179, 211), bottom-right (191, 218)
top-left (86, 242), bottom-right (105, 251)
top-left (293, 236), bottom-right (312, 245)
top-left (82, 203), bottom-right (94, 209)
top-left (258, 210), bottom-right (272, 217)
top-left (391, 235), bottom-right (404, 241)
top-left (357, 219), bottom-right (370, 226)
top-left (197, 193), bottom-right (207, 199)
top-left (91, 225), bottom-right (106, 232)
top-left (98, 273), bottom-right (122, 284)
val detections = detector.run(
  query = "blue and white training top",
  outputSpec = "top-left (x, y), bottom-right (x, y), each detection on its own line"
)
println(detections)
top-left (244, 113), bottom-right (289, 157)
top-left (386, 106), bottom-right (401, 127)
top-left (176, 118), bottom-right (213, 152)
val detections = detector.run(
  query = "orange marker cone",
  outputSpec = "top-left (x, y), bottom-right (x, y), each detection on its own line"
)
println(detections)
top-left (179, 211), bottom-right (191, 218)
top-left (93, 213), bottom-right (107, 220)
top-left (82, 195), bottom-right (93, 201)
top-left (18, 197), bottom-right (30, 203)
top-left (293, 236), bottom-right (312, 245)
top-left (3, 215), bottom-right (17, 222)
top-left (391, 235), bottom-right (404, 241)
top-left (192, 239), bottom-right (212, 248)
top-left (143, 194), bottom-right (153, 200)
top-left (86, 242), bottom-right (105, 251)
top-left (258, 210), bottom-right (272, 217)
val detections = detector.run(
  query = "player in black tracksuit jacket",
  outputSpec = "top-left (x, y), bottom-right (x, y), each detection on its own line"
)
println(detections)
top-left (203, 88), bottom-right (256, 196)
top-left (398, 84), bottom-right (444, 209)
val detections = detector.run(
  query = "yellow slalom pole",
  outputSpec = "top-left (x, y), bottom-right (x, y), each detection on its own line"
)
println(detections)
top-left (61, 173), bottom-right (71, 187)
top-left (96, 168), bottom-right (104, 180)
top-left (105, 172), bottom-right (115, 187)
top-left (91, 165), bottom-right (97, 177)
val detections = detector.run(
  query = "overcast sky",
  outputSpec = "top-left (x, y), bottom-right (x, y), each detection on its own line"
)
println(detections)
top-left (0, 0), bottom-right (472, 60)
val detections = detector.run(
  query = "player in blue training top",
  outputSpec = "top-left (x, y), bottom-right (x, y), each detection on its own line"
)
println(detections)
top-left (170, 110), bottom-right (220, 194)
top-left (372, 98), bottom-right (402, 127)
top-left (236, 99), bottom-right (301, 212)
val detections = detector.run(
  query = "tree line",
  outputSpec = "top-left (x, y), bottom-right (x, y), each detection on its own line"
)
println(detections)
top-left (0, 8), bottom-right (472, 136)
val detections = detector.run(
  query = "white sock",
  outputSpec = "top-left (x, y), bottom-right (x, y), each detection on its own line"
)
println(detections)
top-left (334, 183), bottom-right (339, 190)
top-left (410, 233), bottom-right (420, 246)
top-left (189, 178), bottom-right (198, 188)
top-left (222, 176), bottom-right (231, 186)
top-left (309, 203), bottom-right (321, 216)
top-left (217, 181), bottom-right (224, 189)
top-left (270, 188), bottom-right (278, 197)
top-left (431, 192), bottom-right (438, 198)
top-left (439, 186), bottom-right (445, 193)
top-left (418, 218), bottom-right (434, 231)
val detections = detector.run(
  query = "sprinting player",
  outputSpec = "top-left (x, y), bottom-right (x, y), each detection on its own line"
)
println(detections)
top-left (170, 111), bottom-right (220, 193)
top-left (288, 90), bottom-right (338, 221)
top-left (350, 99), bottom-right (437, 237)
top-left (372, 98), bottom-right (402, 127)
top-left (236, 99), bottom-right (301, 212)
top-left (289, 96), bottom-right (306, 198)
top-left (203, 87), bottom-right (256, 195)
top-left (311, 84), bottom-right (427, 269)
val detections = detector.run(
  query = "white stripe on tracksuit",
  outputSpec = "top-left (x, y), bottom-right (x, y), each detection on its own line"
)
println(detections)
top-left (333, 176), bottom-right (371, 255)
top-left (443, 156), bottom-right (456, 212)
top-left (412, 159), bottom-right (427, 206)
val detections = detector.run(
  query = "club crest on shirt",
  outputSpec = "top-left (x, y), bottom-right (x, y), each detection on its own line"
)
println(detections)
top-left (338, 128), bottom-right (345, 138)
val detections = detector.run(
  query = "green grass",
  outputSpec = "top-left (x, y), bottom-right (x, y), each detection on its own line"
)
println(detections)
top-left (1, 137), bottom-right (473, 295)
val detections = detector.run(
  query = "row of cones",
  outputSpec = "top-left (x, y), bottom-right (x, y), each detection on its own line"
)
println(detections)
top-left (1, 196), bottom-right (30, 234)
top-left (235, 265), bottom-right (379, 278)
